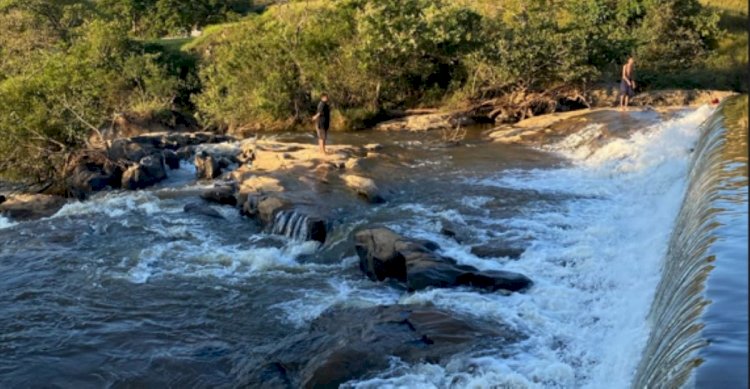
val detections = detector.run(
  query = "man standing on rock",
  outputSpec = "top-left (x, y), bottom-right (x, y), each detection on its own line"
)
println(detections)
top-left (620, 57), bottom-right (636, 110)
top-left (312, 93), bottom-right (331, 155)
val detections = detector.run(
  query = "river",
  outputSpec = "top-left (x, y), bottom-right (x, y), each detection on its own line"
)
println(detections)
top-left (0, 98), bottom-right (746, 388)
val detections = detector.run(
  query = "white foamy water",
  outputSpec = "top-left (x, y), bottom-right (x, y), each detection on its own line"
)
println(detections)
top-left (346, 106), bottom-right (715, 388)
top-left (0, 215), bottom-right (17, 229)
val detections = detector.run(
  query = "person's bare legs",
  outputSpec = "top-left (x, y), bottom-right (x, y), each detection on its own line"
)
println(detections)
top-left (318, 138), bottom-right (327, 155)
top-left (624, 95), bottom-right (629, 110)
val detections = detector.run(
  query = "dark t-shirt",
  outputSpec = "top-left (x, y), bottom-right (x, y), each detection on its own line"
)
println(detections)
top-left (317, 101), bottom-right (330, 130)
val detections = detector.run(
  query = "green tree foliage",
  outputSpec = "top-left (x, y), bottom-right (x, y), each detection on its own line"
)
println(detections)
top-left (96, 0), bottom-right (255, 37)
top-left (0, 13), bottom-right (182, 183)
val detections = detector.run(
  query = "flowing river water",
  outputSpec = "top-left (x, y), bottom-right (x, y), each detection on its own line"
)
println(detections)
top-left (0, 98), bottom-right (746, 388)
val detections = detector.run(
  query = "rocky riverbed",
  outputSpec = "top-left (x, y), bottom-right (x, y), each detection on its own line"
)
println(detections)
top-left (0, 99), bottom-right (734, 387)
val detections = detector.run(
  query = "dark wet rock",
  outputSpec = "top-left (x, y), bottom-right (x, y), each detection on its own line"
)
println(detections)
top-left (470, 245), bottom-right (525, 260)
top-left (183, 202), bottom-right (224, 219)
top-left (63, 151), bottom-right (125, 199)
top-left (0, 195), bottom-right (5, 205)
top-left (439, 221), bottom-right (470, 244)
top-left (121, 155), bottom-right (168, 190)
top-left (0, 194), bottom-right (67, 221)
top-left (108, 138), bottom-right (155, 162)
top-left (176, 145), bottom-right (197, 161)
top-left (162, 150), bottom-right (181, 170)
top-left (246, 304), bottom-right (522, 388)
top-left (355, 227), bottom-right (532, 292)
top-left (200, 184), bottom-right (237, 206)
top-left (195, 151), bottom-right (221, 180)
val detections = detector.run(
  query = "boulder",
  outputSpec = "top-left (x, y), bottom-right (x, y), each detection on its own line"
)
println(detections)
top-left (257, 196), bottom-right (290, 225)
top-left (176, 145), bottom-right (197, 161)
top-left (121, 155), bottom-right (168, 190)
top-left (108, 138), bottom-right (156, 162)
top-left (342, 174), bottom-right (385, 204)
top-left (0, 194), bottom-right (67, 221)
top-left (195, 151), bottom-right (221, 180)
top-left (245, 304), bottom-right (522, 388)
top-left (200, 184), bottom-right (237, 206)
top-left (64, 151), bottom-right (125, 199)
top-left (163, 150), bottom-right (181, 170)
top-left (183, 202), bottom-right (224, 219)
top-left (355, 227), bottom-right (532, 293)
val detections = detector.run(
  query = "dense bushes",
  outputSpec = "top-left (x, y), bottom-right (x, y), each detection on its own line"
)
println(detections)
top-left (193, 0), bottom-right (724, 130)
top-left (0, 0), bottom-right (736, 185)
top-left (0, 9), bottom-right (184, 183)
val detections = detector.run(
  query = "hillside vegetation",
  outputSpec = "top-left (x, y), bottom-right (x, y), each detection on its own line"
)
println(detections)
top-left (0, 0), bottom-right (745, 185)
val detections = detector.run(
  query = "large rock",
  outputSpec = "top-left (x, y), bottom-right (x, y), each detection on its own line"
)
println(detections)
top-left (245, 304), bottom-right (522, 388)
top-left (0, 194), bottom-right (67, 221)
top-left (355, 227), bottom-right (532, 293)
top-left (64, 151), bottom-right (125, 199)
top-left (342, 174), bottom-right (385, 204)
top-left (121, 155), bottom-right (168, 190)
top-left (162, 150), bottom-right (181, 170)
top-left (195, 151), bottom-right (221, 180)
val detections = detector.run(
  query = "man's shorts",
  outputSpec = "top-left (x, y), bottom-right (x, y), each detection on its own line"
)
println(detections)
top-left (620, 80), bottom-right (634, 98)
top-left (316, 126), bottom-right (328, 141)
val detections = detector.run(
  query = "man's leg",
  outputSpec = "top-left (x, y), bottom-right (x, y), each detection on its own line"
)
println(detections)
top-left (624, 95), bottom-right (629, 108)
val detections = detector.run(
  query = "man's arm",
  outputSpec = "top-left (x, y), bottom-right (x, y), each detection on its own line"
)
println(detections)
top-left (312, 102), bottom-right (322, 121)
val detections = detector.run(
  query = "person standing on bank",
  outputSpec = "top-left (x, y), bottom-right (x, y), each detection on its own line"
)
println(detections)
top-left (620, 57), bottom-right (636, 110)
top-left (312, 93), bottom-right (331, 155)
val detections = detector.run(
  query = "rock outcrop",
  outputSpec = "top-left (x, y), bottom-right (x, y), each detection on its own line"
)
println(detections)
top-left (121, 154), bottom-right (168, 190)
top-left (354, 227), bottom-right (532, 293)
top-left (246, 304), bottom-right (522, 388)
top-left (0, 194), bottom-right (67, 221)
top-left (64, 151), bottom-right (125, 199)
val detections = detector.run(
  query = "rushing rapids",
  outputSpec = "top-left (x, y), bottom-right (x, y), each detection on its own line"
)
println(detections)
top-left (0, 101), bottom-right (746, 388)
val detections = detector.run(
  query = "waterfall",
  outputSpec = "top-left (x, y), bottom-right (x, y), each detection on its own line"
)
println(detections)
top-left (632, 96), bottom-right (748, 388)
top-left (271, 209), bottom-right (328, 243)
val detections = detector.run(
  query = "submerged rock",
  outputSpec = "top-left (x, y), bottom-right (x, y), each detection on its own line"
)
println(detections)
top-left (470, 244), bottom-right (525, 260)
top-left (355, 227), bottom-right (532, 292)
top-left (183, 202), bottom-right (224, 219)
top-left (246, 304), bottom-right (522, 388)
